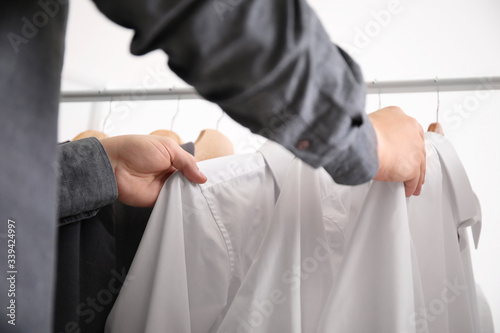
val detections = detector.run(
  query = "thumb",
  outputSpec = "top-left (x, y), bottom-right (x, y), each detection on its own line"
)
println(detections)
top-left (166, 140), bottom-right (207, 184)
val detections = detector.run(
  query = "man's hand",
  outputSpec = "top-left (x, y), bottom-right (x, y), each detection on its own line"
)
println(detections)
top-left (369, 106), bottom-right (426, 197)
top-left (100, 135), bottom-right (207, 207)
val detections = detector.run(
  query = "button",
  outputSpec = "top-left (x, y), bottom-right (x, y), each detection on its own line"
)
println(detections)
top-left (296, 140), bottom-right (310, 150)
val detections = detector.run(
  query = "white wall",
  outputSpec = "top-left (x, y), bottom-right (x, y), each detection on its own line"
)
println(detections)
top-left (60, 0), bottom-right (500, 328)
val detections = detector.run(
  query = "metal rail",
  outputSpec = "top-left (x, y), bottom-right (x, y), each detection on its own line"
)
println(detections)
top-left (60, 76), bottom-right (500, 103)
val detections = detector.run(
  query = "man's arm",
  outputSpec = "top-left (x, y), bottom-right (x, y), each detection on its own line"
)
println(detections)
top-left (58, 136), bottom-right (205, 224)
top-left (58, 137), bottom-right (118, 225)
top-left (92, 0), bottom-right (377, 185)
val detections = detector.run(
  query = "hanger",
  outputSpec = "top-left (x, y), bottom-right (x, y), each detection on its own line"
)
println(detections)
top-left (72, 130), bottom-right (108, 141)
top-left (194, 110), bottom-right (234, 161)
top-left (372, 79), bottom-right (382, 110)
top-left (150, 129), bottom-right (183, 144)
top-left (427, 78), bottom-right (445, 135)
top-left (150, 96), bottom-right (183, 144)
top-left (73, 98), bottom-right (111, 141)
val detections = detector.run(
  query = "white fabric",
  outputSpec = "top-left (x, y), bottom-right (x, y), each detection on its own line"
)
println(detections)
top-left (106, 134), bottom-right (492, 333)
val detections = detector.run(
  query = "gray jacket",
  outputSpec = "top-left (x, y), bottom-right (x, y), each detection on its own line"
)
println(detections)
top-left (0, 0), bottom-right (377, 332)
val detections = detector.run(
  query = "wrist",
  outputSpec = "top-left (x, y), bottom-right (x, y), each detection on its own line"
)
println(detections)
top-left (99, 138), bottom-right (118, 176)
top-left (368, 115), bottom-right (385, 180)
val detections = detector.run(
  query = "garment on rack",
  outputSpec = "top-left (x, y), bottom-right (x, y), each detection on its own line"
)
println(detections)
top-left (106, 136), bottom-right (492, 333)
top-left (55, 139), bottom-right (195, 333)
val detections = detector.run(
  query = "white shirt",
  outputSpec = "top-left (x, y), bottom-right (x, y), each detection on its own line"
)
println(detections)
top-left (106, 134), bottom-right (492, 333)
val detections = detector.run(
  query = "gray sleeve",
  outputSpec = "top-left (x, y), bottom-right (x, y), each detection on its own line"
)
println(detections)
top-left (92, 0), bottom-right (378, 185)
top-left (58, 137), bottom-right (118, 225)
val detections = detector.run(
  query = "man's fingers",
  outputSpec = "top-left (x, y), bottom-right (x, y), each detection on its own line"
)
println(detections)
top-left (166, 140), bottom-right (207, 184)
top-left (413, 141), bottom-right (426, 196)
top-left (404, 175), bottom-right (420, 197)
top-left (416, 148), bottom-right (426, 195)
top-left (369, 106), bottom-right (429, 197)
top-left (413, 166), bottom-right (424, 196)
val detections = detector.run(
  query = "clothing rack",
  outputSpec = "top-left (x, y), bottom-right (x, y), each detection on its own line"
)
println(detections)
top-left (60, 76), bottom-right (500, 103)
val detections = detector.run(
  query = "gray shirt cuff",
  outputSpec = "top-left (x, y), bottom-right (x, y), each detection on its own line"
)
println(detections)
top-left (58, 137), bottom-right (118, 225)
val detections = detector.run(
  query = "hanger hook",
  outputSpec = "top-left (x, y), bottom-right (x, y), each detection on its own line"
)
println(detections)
top-left (372, 79), bottom-right (382, 110)
top-left (216, 109), bottom-right (225, 131)
top-left (434, 77), bottom-right (440, 123)
top-left (170, 95), bottom-right (181, 131)
top-left (102, 97), bottom-right (113, 134)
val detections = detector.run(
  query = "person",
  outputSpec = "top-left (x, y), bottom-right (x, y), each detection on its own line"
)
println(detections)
top-left (0, 0), bottom-right (425, 332)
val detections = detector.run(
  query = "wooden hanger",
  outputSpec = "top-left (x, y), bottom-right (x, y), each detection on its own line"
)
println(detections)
top-left (194, 129), bottom-right (234, 161)
top-left (428, 79), bottom-right (445, 135)
top-left (150, 129), bottom-right (183, 145)
top-left (194, 111), bottom-right (234, 161)
top-left (72, 130), bottom-right (109, 141)
top-left (427, 122), bottom-right (444, 135)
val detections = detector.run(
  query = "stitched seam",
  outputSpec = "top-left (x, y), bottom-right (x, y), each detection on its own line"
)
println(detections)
top-left (323, 215), bottom-right (346, 241)
top-left (201, 188), bottom-right (235, 275)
